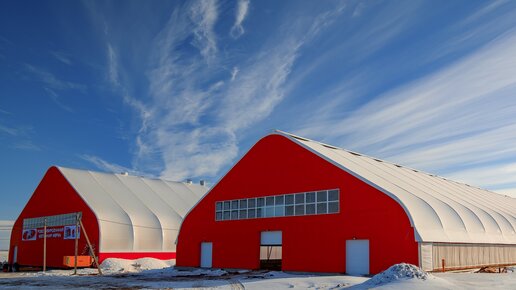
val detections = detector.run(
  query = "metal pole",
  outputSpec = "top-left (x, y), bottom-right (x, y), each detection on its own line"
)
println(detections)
top-left (73, 213), bottom-right (79, 275)
top-left (79, 219), bottom-right (102, 275)
top-left (43, 218), bottom-right (47, 272)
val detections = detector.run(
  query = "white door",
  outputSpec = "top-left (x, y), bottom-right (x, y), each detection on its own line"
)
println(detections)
top-left (346, 240), bottom-right (369, 275)
top-left (13, 246), bottom-right (18, 263)
top-left (200, 242), bottom-right (213, 268)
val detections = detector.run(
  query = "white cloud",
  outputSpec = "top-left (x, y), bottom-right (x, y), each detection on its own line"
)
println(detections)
top-left (107, 43), bottom-right (120, 87)
top-left (44, 88), bottom-right (73, 112)
top-left (230, 0), bottom-right (250, 39)
top-left (294, 30), bottom-right (516, 192)
top-left (51, 51), bottom-right (72, 65)
top-left (122, 1), bottom-right (347, 181)
top-left (80, 154), bottom-right (146, 176)
top-left (24, 64), bottom-right (85, 91)
top-left (189, 0), bottom-right (219, 62)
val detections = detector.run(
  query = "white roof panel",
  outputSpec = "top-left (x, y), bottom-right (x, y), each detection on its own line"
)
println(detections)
top-left (274, 131), bottom-right (516, 244)
top-left (58, 167), bottom-right (208, 253)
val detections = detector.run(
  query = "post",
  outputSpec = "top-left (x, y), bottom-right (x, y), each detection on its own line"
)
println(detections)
top-left (43, 218), bottom-right (47, 272)
top-left (79, 219), bottom-right (102, 275)
top-left (73, 213), bottom-right (79, 275)
top-left (441, 258), bottom-right (445, 272)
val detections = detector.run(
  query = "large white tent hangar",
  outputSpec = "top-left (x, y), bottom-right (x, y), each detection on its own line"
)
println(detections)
top-left (177, 131), bottom-right (516, 273)
top-left (9, 166), bottom-right (207, 269)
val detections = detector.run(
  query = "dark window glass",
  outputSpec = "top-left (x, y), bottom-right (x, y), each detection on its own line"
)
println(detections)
top-left (295, 204), bottom-right (305, 215)
top-left (216, 202), bottom-right (223, 211)
top-left (240, 199), bottom-right (247, 209)
top-left (231, 210), bottom-right (239, 220)
top-left (248, 209), bottom-right (256, 218)
top-left (239, 210), bottom-right (247, 219)
top-left (317, 191), bottom-right (327, 202)
top-left (216, 212), bottom-right (222, 221)
top-left (257, 197), bottom-right (265, 207)
top-left (328, 190), bottom-right (339, 201)
top-left (275, 205), bottom-right (285, 216)
top-left (317, 203), bottom-right (327, 214)
top-left (231, 200), bottom-right (239, 209)
top-left (306, 192), bottom-right (316, 203)
top-left (256, 208), bottom-right (263, 218)
top-left (265, 207), bottom-right (274, 217)
top-left (328, 201), bottom-right (339, 213)
top-left (285, 194), bottom-right (294, 205)
top-left (275, 195), bottom-right (284, 205)
top-left (295, 193), bottom-right (305, 204)
top-left (248, 198), bottom-right (256, 208)
top-left (223, 201), bottom-right (231, 210)
top-left (223, 211), bottom-right (231, 220)
top-left (306, 204), bottom-right (316, 214)
top-left (285, 206), bottom-right (294, 216)
top-left (266, 196), bottom-right (275, 206)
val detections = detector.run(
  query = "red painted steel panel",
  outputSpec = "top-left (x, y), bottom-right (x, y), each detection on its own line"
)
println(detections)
top-left (8, 166), bottom-right (100, 268)
top-left (177, 135), bottom-right (419, 274)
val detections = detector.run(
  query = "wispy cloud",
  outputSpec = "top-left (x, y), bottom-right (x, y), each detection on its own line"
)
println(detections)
top-left (294, 29), bottom-right (516, 195)
top-left (24, 64), bottom-right (84, 91)
top-left (45, 88), bottom-right (73, 112)
top-left (116, 1), bottom-right (347, 181)
top-left (230, 0), bottom-right (250, 39)
top-left (80, 154), bottom-right (145, 176)
top-left (50, 51), bottom-right (72, 65)
top-left (0, 123), bottom-right (41, 151)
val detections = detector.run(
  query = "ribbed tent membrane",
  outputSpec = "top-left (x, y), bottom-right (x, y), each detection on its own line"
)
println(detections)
top-left (58, 167), bottom-right (207, 254)
top-left (275, 131), bottom-right (516, 270)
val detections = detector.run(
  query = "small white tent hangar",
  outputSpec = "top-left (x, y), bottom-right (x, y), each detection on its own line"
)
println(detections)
top-left (9, 166), bottom-right (207, 268)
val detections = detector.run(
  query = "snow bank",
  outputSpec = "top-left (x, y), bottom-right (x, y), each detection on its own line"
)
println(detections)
top-left (100, 258), bottom-right (175, 273)
top-left (349, 263), bottom-right (447, 289)
top-left (369, 263), bottom-right (429, 284)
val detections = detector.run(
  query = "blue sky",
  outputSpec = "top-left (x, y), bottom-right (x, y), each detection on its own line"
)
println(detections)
top-left (1, 0), bottom-right (516, 220)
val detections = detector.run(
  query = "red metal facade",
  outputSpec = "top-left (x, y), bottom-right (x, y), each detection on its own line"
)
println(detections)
top-left (9, 166), bottom-right (100, 268)
top-left (9, 167), bottom-right (178, 268)
top-left (177, 135), bottom-right (419, 274)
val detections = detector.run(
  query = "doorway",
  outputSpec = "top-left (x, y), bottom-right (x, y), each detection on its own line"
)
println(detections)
top-left (200, 242), bottom-right (213, 268)
top-left (346, 239), bottom-right (369, 275)
top-left (260, 231), bottom-right (282, 270)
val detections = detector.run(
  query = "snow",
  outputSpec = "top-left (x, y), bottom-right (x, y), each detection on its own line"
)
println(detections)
top-left (0, 262), bottom-right (514, 289)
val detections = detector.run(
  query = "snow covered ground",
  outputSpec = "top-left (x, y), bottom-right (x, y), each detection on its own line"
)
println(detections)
top-left (0, 259), bottom-right (514, 289)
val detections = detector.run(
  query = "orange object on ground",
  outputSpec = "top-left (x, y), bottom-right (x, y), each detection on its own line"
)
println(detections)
top-left (63, 256), bottom-right (92, 267)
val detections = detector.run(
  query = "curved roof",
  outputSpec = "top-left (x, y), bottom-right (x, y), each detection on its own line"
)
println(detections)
top-left (58, 167), bottom-right (207, 253)
top-left (275, 131), bottom-right (516, 244)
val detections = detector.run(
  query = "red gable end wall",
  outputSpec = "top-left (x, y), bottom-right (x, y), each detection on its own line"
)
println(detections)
top-left (9, 166), bottom-right (99, 268)
top-left (177, 135), bottom-right (419, 274)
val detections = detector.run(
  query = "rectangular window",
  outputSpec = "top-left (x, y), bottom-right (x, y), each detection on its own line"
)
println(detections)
top-left (306, 192), bottom-right (316, 203)
top-left (266, 196), bottom-right (275, 206)
top-left (306, 204), bottom-right (316, 215)
top-left (295, 193), bottom-right (305, 204)
top-left (295, 204), bottom-right (305, 215)
top-left (317, 203), bottom-right (327, 214)
top-left (328, 190), bottom-right (339, 201)
top-left (215, 188), bottom-right (339, 221)
top-left (328, 201), bottom-right (339, 213)
top-left (317, 191), bottom-right (327, 202)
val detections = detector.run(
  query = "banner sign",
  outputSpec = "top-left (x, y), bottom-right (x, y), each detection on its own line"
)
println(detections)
top-left (21, 226), bottom-right (80, 241)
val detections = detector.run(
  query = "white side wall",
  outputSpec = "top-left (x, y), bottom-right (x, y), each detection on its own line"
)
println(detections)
top-left (424, 243), bottom-right (516, 270)
top-left (0, 220), bottom-right (14, 262)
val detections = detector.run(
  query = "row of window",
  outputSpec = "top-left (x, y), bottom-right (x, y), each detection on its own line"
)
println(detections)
top-left (23, 212), bottom-right (82, 229)
top-left (215, 189), bottom-right (339, 221)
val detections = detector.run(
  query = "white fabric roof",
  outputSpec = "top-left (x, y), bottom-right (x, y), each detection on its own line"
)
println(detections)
top-left (275, 131), bottom-right (516, 244)
top-left (58, 167), bottom-right (207, 253)
top-left (0, 220), bottom-right (14, 252)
